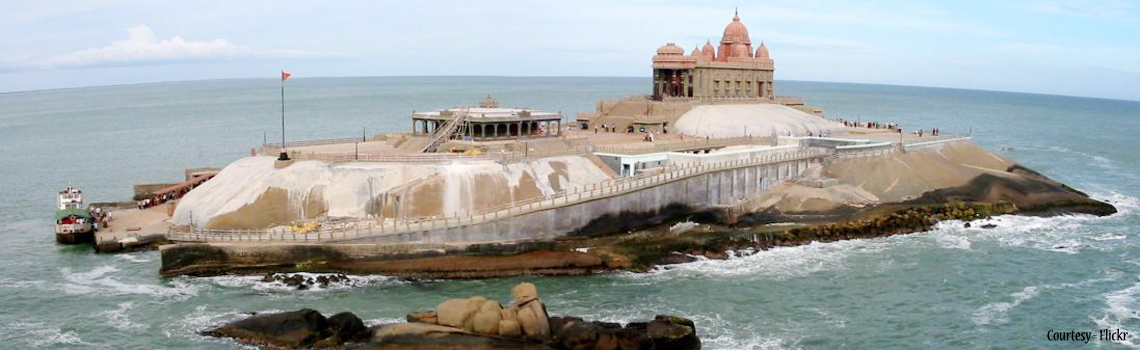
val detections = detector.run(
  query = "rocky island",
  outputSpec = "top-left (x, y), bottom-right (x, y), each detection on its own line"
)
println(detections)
top-left (203, 282), bottom-right (700, 349)
top-left (155, 12), bottom-right (1115, 278)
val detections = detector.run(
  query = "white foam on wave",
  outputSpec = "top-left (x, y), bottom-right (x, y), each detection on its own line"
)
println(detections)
top-left (974, 274), bottom-right (1120, 327)
top-left (1093, 234), bottom-right (1127, 241)
top-left (639, 237), bottom-right (893, 280)
top-left (115, 252), bottom-right (152, 263)
top-left (177, 305), bottom-right (299, 335)
top-left (972, 286), bottom-right (1040, 326)
top-left (1049, 146), bottom-right (1119, 171)
top-left (931, 210), bottom-right (1113, 255)
top-left (364, 317), bottom-right (407, 327)
top-left (702, 334), bottom-right (800, 350)
top-left (1097, 277), bottom-right (1140, 348)
top-left (933, 233), bottom-right (971, 250)
top-left (1096, 191), bottom-right (1140, 216)
top-left (0, 321), bottom-right (87, 347)
top-left (60, 265), bottom-right (198, 299)
top-left (202, 272), bottom-right (404, 293)
top-left (98, 302), bottom-right (145, 331)
top-left (686, 312), bottom-right (806, 350)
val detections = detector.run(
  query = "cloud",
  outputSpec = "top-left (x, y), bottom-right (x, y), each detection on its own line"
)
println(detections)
top-left (29, 25), bottom-right (334, 70)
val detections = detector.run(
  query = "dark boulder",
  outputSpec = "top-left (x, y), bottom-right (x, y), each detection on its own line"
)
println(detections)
top-left (328, 311), bottom-right (369, 343)
top-left (366, 322), bottom-right (553, 350)
top-left (647, 315), bottom-right (700, 350)
top-left (548, 316), bottom-right (698, 350)
top-left (557, 321), bottom-right (599, 350)
top-left (202, 308), bottom-right (329, 348)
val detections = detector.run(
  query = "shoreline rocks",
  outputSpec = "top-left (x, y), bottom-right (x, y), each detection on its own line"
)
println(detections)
top-left (202, 283), bottom-right (700, 350)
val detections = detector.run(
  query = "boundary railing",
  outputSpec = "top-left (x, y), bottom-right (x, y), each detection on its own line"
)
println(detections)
top-left (264, 136), bottom-right (371, 149)
top-left (594, 136), bottom-right (771, 155)
top-left (903, 136), bottom-right (972, 152)
top-left (168, 148), bottom-right (827, 243)
top-left (835, 141), bottom-right (896, 159)
top-left (260, 145), bottom-right (596, 163)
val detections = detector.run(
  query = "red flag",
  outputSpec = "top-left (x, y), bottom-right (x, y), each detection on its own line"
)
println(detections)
top-left (281, 71), bottom-right (291, 82)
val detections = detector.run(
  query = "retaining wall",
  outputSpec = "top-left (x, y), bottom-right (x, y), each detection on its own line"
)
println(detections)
top-left (343, 157), bottom-right (816, 244)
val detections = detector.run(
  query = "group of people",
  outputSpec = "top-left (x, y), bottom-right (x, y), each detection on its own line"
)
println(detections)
top-left (594, 123), bottom-right (617, 133)
top-left (833, 117), bottom-right (949, 138)
top-left (90, 206), bottom-right (111, 231)
top-left (915, 128), bottom-right (942, 137)
top-left (137, 193), bottom-right (177, 210)
top-left (834, 118), bottom-right (900, 131)
top-left (593, 123), bottom-right (669, 137)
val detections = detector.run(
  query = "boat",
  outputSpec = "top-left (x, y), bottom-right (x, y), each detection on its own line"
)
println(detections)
top-left (55, 186), bottom-right (94, 244)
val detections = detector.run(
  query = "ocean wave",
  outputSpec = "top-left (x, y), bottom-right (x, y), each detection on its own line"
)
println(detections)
top-left (1094, 191), bottom-right (1140, 216)
top-left (703, 334), bottom-right (800, 350)
top-left (98, 302), bottom-right (145, 331)
top-left (201, 272), bottom-right (404, 293)
top-left (177, 305), bottom-right (297, 334)
top-left (1096, 277), bottom-right (1140, 348)
top-left (933, 233), bottom-right (971, 250)
top-left (972, 286), bottom-right (1040, 326)
top-left (638, 237), bottom-right (894, 280)
top-left (364, 317), bottom-right (407, 327)
top-left (975, 274), bottom-right (1120, 327)
top-left (1048, 146), bottom-right (1118, 171)
top-left (687, 312), bottom-right (805, 350)
top-left (0, 321), bottom-right (87, 347)
top-left (60, 265), bottom-right (198, 299)
top-left (115, 252), bottom-right (153, 263)
top-left (931, 210), bottom-right (1116, 254)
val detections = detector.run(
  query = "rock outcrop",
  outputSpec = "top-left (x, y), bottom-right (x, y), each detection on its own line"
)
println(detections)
top-left (200, 308), bottom-right (369, 349)
top-left (202, 283), bottom-right (700, 350)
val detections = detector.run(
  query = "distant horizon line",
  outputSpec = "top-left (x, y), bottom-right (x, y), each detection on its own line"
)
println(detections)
top-left (2, 75), bottom-right (1136, 104)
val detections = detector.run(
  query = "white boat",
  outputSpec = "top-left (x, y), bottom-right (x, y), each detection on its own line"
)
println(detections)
top-left (55, 186), bottom-right (94, 244)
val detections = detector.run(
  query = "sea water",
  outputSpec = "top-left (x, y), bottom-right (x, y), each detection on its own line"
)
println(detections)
top-left (0, 77), bottom-right (1138, 349)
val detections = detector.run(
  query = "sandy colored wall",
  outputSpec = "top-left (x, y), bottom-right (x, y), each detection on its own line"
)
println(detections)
top-left (341, 157), bottom-right (815, 244)
top-left (172, 155), bottom-right (616, 229)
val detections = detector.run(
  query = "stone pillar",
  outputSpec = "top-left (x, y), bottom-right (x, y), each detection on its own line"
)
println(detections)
top-left (682, 70), bottom-right (690, 97)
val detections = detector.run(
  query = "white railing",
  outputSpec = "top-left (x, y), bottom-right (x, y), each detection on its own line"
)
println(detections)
top-left (903, 136), bottom-right (972, 152)
top-left (169, 149), bottom-right (827, 243)
top-left (834, 141), bottom-right (896, 159)
top-left (594, 136), bottom-right (771, 155)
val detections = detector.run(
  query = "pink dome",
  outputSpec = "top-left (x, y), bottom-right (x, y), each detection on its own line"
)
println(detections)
top-left (655, 43), bottom-right (685, 55)
top-left (720, 12), bottom-right (751, 45)
top-left (691, 46), bottom-right (701, 56)
top-left (755, 42), bottom-right (770, 58)
top-left (701, 40), bottom-right (716, 59)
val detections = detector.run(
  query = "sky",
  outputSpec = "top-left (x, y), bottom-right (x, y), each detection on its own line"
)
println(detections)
top-left (2, 0), bottom-right (1139, 101)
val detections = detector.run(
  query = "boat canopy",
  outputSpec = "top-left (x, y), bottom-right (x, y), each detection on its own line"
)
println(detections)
top-left (55, 208), bottom-right (92, 221)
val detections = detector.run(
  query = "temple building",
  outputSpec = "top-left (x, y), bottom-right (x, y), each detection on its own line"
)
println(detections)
top-left (411, 99), bottom-right (563, 142)
top-left (652, 11), bottom-right (774, 99)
